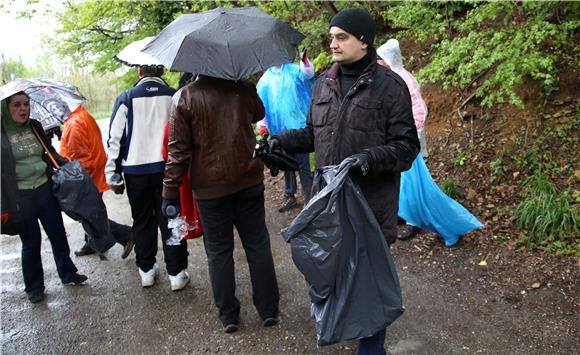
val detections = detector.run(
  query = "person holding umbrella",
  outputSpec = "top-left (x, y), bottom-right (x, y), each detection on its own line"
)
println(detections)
top-left (269, 8), bottom-right (419, 354)
top-left (59, 105), bottom-right (135, 258)
top-left (1, 92), bottom-right (88, 304)
top-left (105, 65), bottom-right (189, 291)
top-left (149, 7), bottom-right (297, 333)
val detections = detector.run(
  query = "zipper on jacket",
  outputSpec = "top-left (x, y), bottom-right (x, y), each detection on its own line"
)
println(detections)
top-left (333, 73), bottom-right (372, 162)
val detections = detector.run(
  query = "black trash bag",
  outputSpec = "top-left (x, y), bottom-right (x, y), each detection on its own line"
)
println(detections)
top-left (252, 133), bottom-right (299, 176)
top-left (51, 160), bottom-right (115, 256)
top-left (282, 158), bottom-right (404, 346)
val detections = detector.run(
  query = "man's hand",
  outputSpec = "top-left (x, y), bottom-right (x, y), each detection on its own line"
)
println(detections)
top-left (268, 136), bottom-right (281, 154)
top-left (349, 152), bottom-right (372, 176)
top-left (110, 183), bottom-right (125, 195)
top-left (161, 199), bottom-right (180, 218)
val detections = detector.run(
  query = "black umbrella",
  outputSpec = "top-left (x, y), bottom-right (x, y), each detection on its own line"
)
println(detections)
top-left (142, 6), bottom-right (305, 80)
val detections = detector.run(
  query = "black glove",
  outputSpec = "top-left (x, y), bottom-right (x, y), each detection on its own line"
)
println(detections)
top-left (268, 137), bottom-right (281, 154)
top-left (161, 199), bottom-right (180, 218)
top-left (349, 152), bottom-right (372, 176)
top-left (110, 184), bottom-right (125, 195)
top-left (109, 173), bottom-right (125, 195)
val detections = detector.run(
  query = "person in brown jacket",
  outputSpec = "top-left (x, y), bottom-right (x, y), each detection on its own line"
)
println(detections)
top-left (162, 75), bottom-right (280, 334)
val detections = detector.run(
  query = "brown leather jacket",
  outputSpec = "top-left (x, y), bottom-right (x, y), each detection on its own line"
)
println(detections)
top-left (276, 53), bottom-right (419, 244)
top-left (163, 76), bottom-right (265, 200)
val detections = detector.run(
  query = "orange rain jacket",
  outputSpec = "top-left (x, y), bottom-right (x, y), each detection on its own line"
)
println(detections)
top-left (60, 106), bottom-right (109, 193)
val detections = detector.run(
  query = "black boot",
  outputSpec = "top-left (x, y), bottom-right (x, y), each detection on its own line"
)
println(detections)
top-left (278, 193), bottom-right (297, 213)
top-left (398, 224), bottom-right (418, 240)
top-left (74, 243), bottom-right (95, 257)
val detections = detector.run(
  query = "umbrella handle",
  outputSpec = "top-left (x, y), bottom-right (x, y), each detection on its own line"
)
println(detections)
top-left (31, 125), bottom-right (60, 169)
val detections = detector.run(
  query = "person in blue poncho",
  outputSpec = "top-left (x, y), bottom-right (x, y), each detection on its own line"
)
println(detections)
top-left (377, 39), bottom-right (484, 247)
top-left (256, 51), bottom-right (315, 212)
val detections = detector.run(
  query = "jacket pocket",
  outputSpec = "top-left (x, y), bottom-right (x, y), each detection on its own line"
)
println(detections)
top-left (347, 98), bottom-right (383, 132)
top-left (311, 95), bottom-right (332, 127)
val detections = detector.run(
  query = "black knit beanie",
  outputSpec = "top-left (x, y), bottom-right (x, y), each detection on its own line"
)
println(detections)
top-left (329, 8), bottom-right (375, 46)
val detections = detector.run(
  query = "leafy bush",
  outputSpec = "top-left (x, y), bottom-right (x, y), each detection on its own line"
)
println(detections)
top-left (386, 1), bottom-right (580, 108)
top-left (440, 179), bottom-right (460, 200)
top-left (515, 175), bottom-right (579, 255)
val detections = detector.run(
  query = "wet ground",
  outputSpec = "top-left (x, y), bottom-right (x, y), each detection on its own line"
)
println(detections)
top-left (1, 122), bottom-right (577, 354)
top-left (1, 187), bottom-right (577, 354)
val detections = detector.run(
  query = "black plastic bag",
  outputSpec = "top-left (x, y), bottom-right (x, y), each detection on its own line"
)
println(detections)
top-left (51, 160), bottom-right (115, 255)
top-left (282, 158), bottom-right (404, 346)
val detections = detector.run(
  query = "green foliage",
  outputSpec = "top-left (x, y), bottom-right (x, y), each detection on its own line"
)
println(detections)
top-left (515, 175), bottom-right (579, 255)
top-left (312, 52), bottom-right (333, 73)
top-left (440, 179), bottom-right (460, 200)
top-left (451, 150), bottom-right (467, 167)
top-left (0, 55), bottom-right (29, 83)
top-left (388, 1), bottom-right (579, 108)
top-left (490, 158), bottom-right (506, 183)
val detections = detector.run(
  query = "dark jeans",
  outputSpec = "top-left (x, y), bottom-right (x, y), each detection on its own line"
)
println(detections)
top-left (196, 183), bottom-right (279, 326)
top-left (18, 182), bottom-right (78, 295)
top-left (284, 152), bottom-right (313, 201)
top-left (357, 328), bottom-right (387, 355)
top-left (124, 173), bottom-right (188, 275)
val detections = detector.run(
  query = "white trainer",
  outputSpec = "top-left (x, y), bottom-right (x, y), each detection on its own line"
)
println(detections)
top-left (169, 269), bottom-right (190, 291)
top-left (139, 264), bottom-right (157, 287)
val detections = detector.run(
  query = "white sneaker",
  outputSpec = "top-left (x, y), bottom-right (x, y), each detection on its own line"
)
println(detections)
top-left (169, 269), bottom-right (190, 291)
top-left (139, 264), bottom-right (157, 287)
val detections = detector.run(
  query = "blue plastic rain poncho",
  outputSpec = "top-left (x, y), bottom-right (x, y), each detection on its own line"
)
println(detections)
top-left (398, 155), bottom-right (484, 246)
top-left (256, 61), bottom-right (314, 134)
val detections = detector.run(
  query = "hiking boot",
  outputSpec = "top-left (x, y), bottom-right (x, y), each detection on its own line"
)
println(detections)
top-left (262, 317), bottom-right (279, 327)
top-left (278, 194), bottom-right (297, 213)
top-left (27, 291), bottom-right (44, 303)
top-left (139, 264), bottom-right (157, 287)
top-left (74, 243), bottom-right (95, 257)
top-left (62, 273), bottom-right (88, 286)
top-left (398, 224), bottom-right (418, 240)
top-left (121, 238), bottom-right (134, 259)
top-left (169, 269), bottom-right (190, 291)
top-left (224, 323), bottom-right (239, 333)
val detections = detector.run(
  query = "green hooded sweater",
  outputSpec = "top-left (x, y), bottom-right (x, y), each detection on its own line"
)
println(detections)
top-left (1, 100), bottom-right (48, 189)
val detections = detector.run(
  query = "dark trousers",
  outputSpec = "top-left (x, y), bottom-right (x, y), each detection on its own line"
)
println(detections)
top-left (83, 192), bottom-right (131, 247)
top-left (357, 328), bottom-right (387, 355)
top-left (284, 152), bottom-right (313, 201)
top-left (196, 183), bottom-right (279, 326)
top-left (18, 182), bottom-right (78, 295)
top-left (124, 173), bottom-right (188, 275)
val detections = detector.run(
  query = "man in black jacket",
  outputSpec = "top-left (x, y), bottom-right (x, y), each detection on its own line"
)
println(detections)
top-left (271, 8), bottom-right (419, 355)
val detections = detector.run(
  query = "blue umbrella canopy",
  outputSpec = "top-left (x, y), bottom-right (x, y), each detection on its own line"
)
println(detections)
top-left (0, 78), bottom-right (86, 130)
top-left (143, 6), bottom-right (305, 80)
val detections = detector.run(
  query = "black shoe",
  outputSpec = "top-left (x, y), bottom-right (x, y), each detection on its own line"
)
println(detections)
top-left (224, 323), bottom-right (238, 333)
top-left (398, 225), bottom-right (418, 240)
top-left (74, 244), bottom-right (95, 257)
top-left (278, 194), bottom-right (297, 213)
top-left (62, 273), bottom-right (88, 286)
top-left (263, 317), bottom-right (279, 327)
top-left (121, 238), bottom-right (134, 259)
top-left (27, 291), bottom-right (44, 303)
